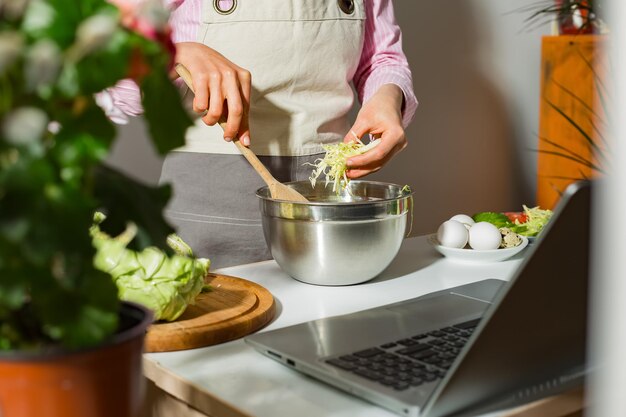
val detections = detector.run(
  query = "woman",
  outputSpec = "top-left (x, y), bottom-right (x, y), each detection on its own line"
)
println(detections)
top-left (103, 0), bottom-right (417, 268)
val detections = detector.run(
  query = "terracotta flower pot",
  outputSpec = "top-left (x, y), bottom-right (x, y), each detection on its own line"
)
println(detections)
top-left (0, 302), bottom-right (153, 417)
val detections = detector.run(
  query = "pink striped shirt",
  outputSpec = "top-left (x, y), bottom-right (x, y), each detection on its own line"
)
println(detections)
top-left (103, 0), bottom-right (417, 128)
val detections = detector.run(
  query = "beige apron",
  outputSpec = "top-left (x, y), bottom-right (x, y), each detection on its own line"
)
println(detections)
top-left (180, 0), bottom-right (365, 156)
top-left (162, 0), bottom-right (365, 268)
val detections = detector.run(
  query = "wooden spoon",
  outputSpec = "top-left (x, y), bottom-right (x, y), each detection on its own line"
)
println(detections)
top-left (175, 64), bottom-right (309, 203)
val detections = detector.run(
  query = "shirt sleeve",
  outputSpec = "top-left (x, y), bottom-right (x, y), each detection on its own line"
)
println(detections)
top-left (354, 0), bottom-right (417, 128)
top-left (167, 0), bottom-right (201, 43)
top-left (97, 0), bottom-right (200, 122)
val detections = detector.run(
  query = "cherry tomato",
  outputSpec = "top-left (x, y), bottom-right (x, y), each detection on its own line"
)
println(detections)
top-left (503, 212), bottom-right (528, 224)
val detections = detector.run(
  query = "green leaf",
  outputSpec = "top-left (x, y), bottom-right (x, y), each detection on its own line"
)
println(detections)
top-left (94, 164), bottom-right (175, 252)
top-left (36, 286), bottom-right (118, 348)
top-left (75, 30), bottom-right (131, 94)
top-left (472, 212), bottom-right (513, 228)
top-left (0, 281), bottom-right (27, 310)
top-left (34, 0), bottom-right (117, 48)
top-left (52, 104), bottom-right (114, 172)
top-left (141, 69), bottom-right (192, 155)
top-left (509, 224), bottom-right (528, 235)
top-left (56, 63), bottom-right (80, 97)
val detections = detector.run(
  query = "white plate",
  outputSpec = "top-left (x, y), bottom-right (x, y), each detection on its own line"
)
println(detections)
top-left (428, 234), bottom-right (529, 263)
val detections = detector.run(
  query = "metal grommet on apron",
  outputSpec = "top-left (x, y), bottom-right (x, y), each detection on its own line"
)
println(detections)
top-left (213, 0), bottom-right (236, 15)
top-left (338, 0), bottom-right (355, 15)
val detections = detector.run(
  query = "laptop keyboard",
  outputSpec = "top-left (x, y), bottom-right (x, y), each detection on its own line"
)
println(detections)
top-left (325, 318), bottom-right (480, 391)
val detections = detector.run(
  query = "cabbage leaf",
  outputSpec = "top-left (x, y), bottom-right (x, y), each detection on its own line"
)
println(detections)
top-left (90, 213), bottom-right (210, 321)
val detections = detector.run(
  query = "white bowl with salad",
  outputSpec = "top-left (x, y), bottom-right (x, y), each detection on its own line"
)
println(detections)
top-left (430, 206), bottom-right (553, 263)
top-left (429, 234), bottom-right (529, 263)
top-left (474, 205), bottom-right (554, 243)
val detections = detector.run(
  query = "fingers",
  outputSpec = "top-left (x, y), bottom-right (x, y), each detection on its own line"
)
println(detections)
top-left (239, 125), bottom-right (251, 147)
top-left (340, 83), bottom-right (407, 178)
top-left (222, 71), bottom-right (246, 141)
top-left (239, 68), bottom-right (252, 113)
top-left (203, 68), bottom-right (252, 142)
top-left (346, 140), bottom-right (393, 177)
top-left (238, 68), bottom-right (252, 146)
top-left (343, 121), bottom-right (369, 144)
top-left (345, 148), bottom-right (394, 178)
top-left (203, 72), bottom-right (224, 127)
top-left (175, 43), bottom-right (251, 143)
top-left (191, 72), bottom-right (209, 114)
top-left (346, 127), bottom-right (407, 178)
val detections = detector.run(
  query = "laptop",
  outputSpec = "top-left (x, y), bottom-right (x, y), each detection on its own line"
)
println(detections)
top-left (245, 180), bottom-right (591, 417)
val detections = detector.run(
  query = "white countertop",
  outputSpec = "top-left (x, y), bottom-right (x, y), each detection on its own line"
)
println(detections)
top-left (144, 235), bottom-right (526, 417)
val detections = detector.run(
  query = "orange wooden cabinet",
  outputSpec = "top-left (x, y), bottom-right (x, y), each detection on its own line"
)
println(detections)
top-left (536, 35), bottom-right (609, 209)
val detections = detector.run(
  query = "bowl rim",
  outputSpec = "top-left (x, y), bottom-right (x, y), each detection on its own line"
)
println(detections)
top-left (255, 180), bottom-right (413, 205)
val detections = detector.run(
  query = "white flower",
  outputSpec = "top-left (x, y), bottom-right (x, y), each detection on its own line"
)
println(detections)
top-left (94, 90), bottom-right (129, 125)
top-left (47, 121), bottom-right (61, 134)
top-left (2, 107), bottom-right (49, 146)
top-left (21, 0), bottom-right (55, 35)
top-left (0, 0), bottom-right (30, 20)
top-left (25, 39), bottom-right (62, 90)
top-left (0, 31), bottom-right (24, 74)
top-left (71, 13), bottom-right (118, 59)
top-left (138, 0), bottom-right (170, 33)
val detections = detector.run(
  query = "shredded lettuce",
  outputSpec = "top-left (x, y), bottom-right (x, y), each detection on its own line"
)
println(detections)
top-left (517, 205), bottom-right (553, 237)
top-left (308, 139), bottom-right (381, 194)
top-left (90, 213), bottom-right (210, 322)
top-left (473, 206), bottom-right (553, 238)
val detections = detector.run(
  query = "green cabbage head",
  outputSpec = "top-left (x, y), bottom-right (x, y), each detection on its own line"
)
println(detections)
top-left (91, 213), bottom-right (210, 321)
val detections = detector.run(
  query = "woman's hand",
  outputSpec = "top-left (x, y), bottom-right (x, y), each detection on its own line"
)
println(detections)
top-left (344, 84), bottom-right (407, 178)
top-left (174, 42), bottom-right (251, 145)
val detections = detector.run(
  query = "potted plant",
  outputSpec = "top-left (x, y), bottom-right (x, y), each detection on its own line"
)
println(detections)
top-left (535, 40), bottom-right (610, 208)
top-left (516, 0), bottom-right (610, 208)
top-left (522, 0), bottom-right (607, 34)
top-left (0, 0), bottom-right (192, 415)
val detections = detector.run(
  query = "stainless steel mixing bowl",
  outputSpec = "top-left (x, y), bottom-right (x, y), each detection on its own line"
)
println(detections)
top-left (256, 180), bottom-right (413, 286)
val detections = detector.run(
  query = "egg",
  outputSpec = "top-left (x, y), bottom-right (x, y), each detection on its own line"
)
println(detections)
top-left (449, 214), bottom-right (475, 230)
top-left (437, 220), bottom-right (469, 248)
top-left (468, 222), bottom-right (502, 250)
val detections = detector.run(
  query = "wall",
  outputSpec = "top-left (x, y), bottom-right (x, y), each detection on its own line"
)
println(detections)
top-left (107, 0), bottom-right (551, 236)
top-left (369, 0), bottom-right (551, 235)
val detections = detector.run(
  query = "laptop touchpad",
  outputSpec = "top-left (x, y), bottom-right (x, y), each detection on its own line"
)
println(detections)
top-left (449, 278), bottom-right (506, 303)
top-left (385, 293), bottom-right (491, 326)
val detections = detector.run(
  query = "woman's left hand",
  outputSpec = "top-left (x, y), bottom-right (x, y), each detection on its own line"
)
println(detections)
top-left (344, 84), bottom-right (407, 178)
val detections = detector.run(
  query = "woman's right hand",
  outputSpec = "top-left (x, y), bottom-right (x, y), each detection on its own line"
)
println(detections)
top-left (174, 42), bottom-right (251, 146)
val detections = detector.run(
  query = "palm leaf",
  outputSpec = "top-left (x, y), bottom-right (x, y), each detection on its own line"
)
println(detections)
top-left (587, 116), bottom-right (610, 149)
top-left (551, 77), bottom-right (605, 126)
top-left (544, 98), bottom-right (609, 166)
top-left (532, 145), bottom-right (605, 174)
top-left (581, 51), bottom-right (614, 132)
top-left (550, 77), bottom-right (611, 149)
top-left (578, 168), bottom-right (591, 180)
top-left (515, 0), bottom-right (603, 33)
top-left (538, 174), bottom-right (590, 181)
top-left (577, 48), bottom-right (610, 100)
top-left (538, 136), bottom-right (598, 166)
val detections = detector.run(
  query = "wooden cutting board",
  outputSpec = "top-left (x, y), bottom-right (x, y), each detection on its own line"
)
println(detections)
top-left (144, 273), bottom-right (276, 352)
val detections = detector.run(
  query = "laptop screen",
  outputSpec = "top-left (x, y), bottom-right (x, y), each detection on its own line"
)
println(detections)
top-left (425, 180), bottom-right (591, 417)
